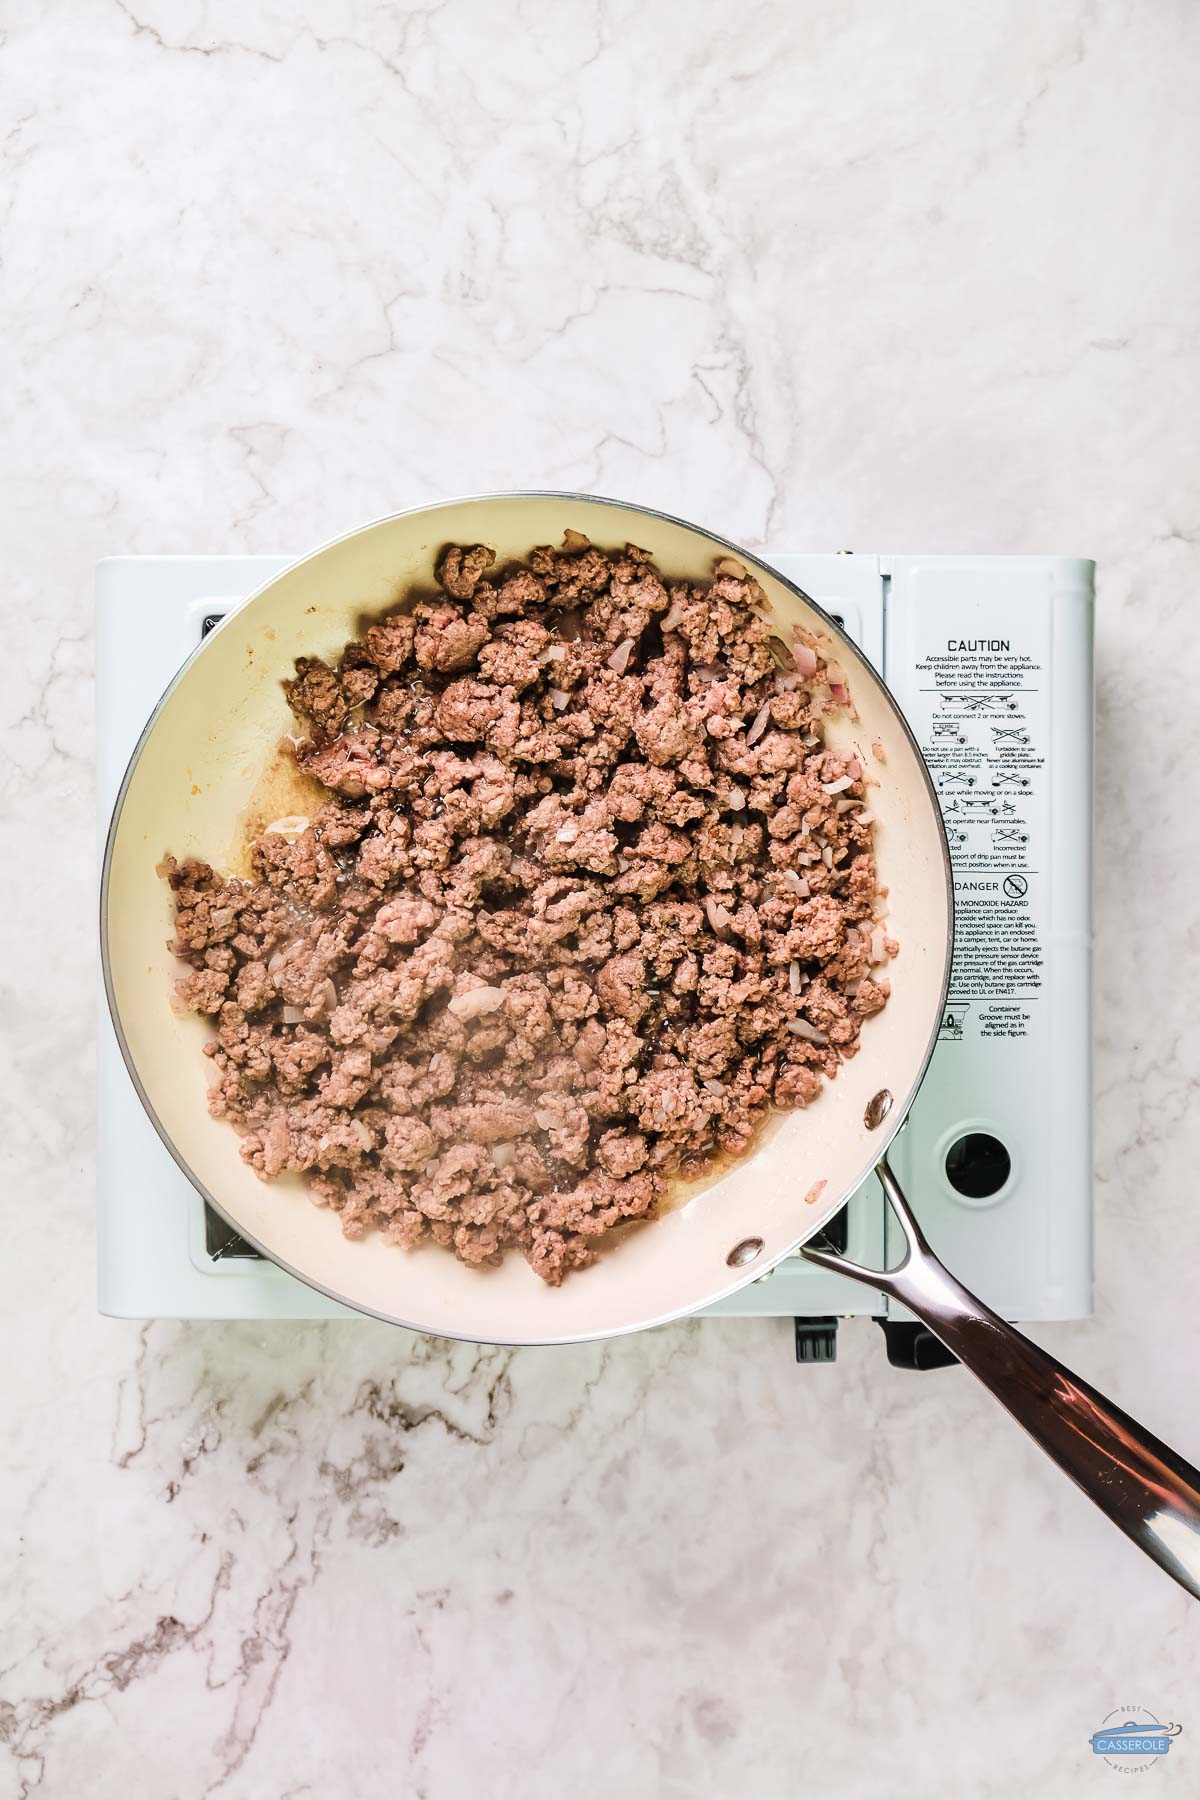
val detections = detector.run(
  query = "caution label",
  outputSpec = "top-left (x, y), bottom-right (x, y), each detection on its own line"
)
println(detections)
top-left (908, 612), bottom-right (1050, 1040)
top-left (949, 878), bottom-right (1042, 1002)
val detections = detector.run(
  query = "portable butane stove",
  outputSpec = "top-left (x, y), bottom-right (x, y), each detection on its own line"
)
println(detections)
top-left (97, 552), bottom-right (1093, 1367)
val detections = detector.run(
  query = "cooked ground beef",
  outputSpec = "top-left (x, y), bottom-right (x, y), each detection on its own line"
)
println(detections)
top-left (163, 535), bottom-right (894, 1284)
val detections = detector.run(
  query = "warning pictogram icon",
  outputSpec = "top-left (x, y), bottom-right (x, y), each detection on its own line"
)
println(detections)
top-left (1002, 874), bottom-right (1028, 899)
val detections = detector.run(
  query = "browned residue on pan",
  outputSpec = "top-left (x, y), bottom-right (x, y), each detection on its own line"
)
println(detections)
top-left (224, 740), bottom-right (328, 877)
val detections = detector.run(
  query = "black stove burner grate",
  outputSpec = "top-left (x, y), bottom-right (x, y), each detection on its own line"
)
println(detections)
top-left (205, 1207), bottom-right (262, 1260)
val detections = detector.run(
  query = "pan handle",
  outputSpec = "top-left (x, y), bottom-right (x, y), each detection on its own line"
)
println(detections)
top-left (800, 1157), bottom-right (1200, 1603)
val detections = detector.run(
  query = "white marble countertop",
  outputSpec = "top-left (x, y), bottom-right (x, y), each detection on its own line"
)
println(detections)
top-left (4, 2), bottom-right (1200, 1794)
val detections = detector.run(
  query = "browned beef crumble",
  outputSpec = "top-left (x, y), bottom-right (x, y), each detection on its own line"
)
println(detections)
top-left (163, 536), bottom-right (894, 1284)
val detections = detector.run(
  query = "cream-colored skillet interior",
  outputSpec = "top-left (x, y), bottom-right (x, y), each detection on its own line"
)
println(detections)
top-left (103, 495), bottom-right (952, 1344)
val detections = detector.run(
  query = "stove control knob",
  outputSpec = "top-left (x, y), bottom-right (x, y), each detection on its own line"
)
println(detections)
top-left (944, 1132), bottom-right (1011, 1200)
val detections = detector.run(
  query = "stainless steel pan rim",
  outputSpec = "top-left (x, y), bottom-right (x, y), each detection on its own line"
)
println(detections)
top-left (100, 490), bottom-right (954, 1345)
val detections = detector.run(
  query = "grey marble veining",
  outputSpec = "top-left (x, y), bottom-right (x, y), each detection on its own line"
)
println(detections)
top-left (2, 1), bottom-right (1200, 1794)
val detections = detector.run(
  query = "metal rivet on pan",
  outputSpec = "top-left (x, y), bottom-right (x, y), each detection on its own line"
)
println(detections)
top-left (864, 1089), bottom-right (893, 1130)
top-left (726, 1237), bottom-right (764, 1268)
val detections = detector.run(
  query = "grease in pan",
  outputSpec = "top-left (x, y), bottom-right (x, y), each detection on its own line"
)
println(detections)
top-left (162, 534), bottom-right (894, 1282)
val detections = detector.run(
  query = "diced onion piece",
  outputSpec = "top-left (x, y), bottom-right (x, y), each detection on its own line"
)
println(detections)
top-left (548, 687), bottom-right (570, 711)
top-left (847, 756), bottom-right (862, 779)
top-left (705, 897), bottom-right (732, 932)
top-left (607, 638), bottom-right (636, 674)
top-left (857, 811), bottom-right (875, 825)
top-left (282, 1005), bottom-right (304, 1024)
top-left (555, 822), bottom-right (578, 843)
top-left (546, 643), bottom-right (565, 661)
top-left (788, 1018), bottom-right (830, 1045)
top-left (263, 814), bottom-right (310, 841)
top-left (746, 702), bottom-right (772, 746)
top-left (822, 775), bottom-right (854, 795)
top-left (822, 845), bottom-right (834, 868)
top-left (793, 642), bottom-right (819, 680)
top-left (492, 1142), bottom-right (516, 1170)
top-left (447, 986), bottom-right (506, 1020)
top-left (702, 1079), bottom-right (727, 1095)
top-left (562, 528), bottom-right (590, 549)
top-left (774, 671), bottom-right (801, 692)
top-left (768, 636), bottom-right (797, 672)
top-left (829, 682), bottom-right (848, 704)
top-left (661, 599), bottom-right (685, 633)
top-left (869, 926), bottom-right (887, 963)
top-left (692, 662), bottom-right (723, 684)
top-left (715, 556), bottom-right (747, 579)
top-left (788, 960), bottom-right (801, 994)
top-left (534, 1108), bottom-right (559, 1131)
